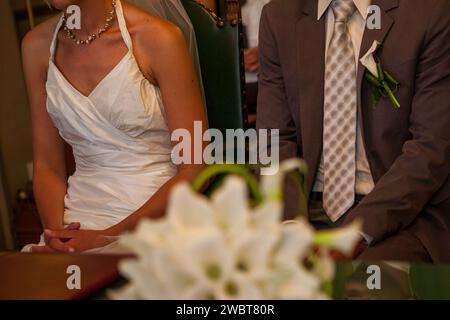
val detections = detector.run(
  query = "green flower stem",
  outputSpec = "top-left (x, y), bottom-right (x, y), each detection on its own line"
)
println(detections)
top-left (365, 73), bottom-right (381, 87)
top-left (381, 80), bottom-right (401, 109)
top-left (376, 61), bottom-right (384, 81)
top-left (191, 164), bottom-right (264, 204)
top-left (383, 72), bottom-right (399, 93)
top-left (383, 70), bottom-right (400, 85)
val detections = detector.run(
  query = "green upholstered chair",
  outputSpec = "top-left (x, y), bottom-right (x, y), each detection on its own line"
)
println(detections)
top-left (180, 0), bottom-right (247, 132)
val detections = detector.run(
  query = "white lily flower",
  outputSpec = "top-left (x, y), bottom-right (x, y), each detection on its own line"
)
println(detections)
top-left (149, 248), bottom-right (198, 298)
top-left (261, 158), bottom-right (307, 201)
top-left (118, 219), bottom-right (174, 258)
top-left (118, 234), bottom-right (151, 258)
top-left (167, 182), bottom-right (215, 231)
top-left (180, 283), bottom-right (217, 300)
top-left (250, 200), bottom-right (282, 230)
top-left (232, 227), bottom-right (279, 279)
top-left (118, 259), bottom-right (168, 299)
top-left (133, 219), bottom-right (171, 247)
top-left (360, 40), bottom-right (382, 77)
top-left (215, 272), bottom-right (264, 300)
top-left (313, 220), bottom-right (363, 255)
top-left (173, 229), bottom-right (234, 285)
top-left (211, 177), bottom-right (249, 238)
top-left (272, 265), bottom-right (322, 300)
top-left (273, 219), bottom-right (315, 268)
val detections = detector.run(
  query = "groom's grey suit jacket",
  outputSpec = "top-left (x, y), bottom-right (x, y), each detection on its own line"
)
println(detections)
top-left (256, 0), bottom-right (450, 262)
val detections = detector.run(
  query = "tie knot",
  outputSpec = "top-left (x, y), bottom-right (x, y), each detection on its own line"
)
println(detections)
top-left (331, 0), bottom-right (356, 22)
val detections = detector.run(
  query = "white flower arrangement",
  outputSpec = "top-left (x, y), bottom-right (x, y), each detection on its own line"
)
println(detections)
top-left (110, 159), bottom-right (361, 300)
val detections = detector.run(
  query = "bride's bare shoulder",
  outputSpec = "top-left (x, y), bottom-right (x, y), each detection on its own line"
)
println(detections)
top-left (22, 14), bottom-right (61, 64)
top-left (123, 2), bottom-right (186, 51)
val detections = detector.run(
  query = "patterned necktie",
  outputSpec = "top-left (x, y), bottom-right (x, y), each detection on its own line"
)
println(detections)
top-left (323, 0), bottom-right (357, 222)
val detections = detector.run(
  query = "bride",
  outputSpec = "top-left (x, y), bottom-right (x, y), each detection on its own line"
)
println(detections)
top-left (21, 0), bottom-right (207, 253)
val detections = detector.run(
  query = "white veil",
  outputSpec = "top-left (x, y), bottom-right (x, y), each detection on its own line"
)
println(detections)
top-left (129, 0), bottom-right (206, 101)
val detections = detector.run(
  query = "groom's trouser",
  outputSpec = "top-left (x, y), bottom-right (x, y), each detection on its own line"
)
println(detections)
top-left (308, 193), bottom-right (431, 263)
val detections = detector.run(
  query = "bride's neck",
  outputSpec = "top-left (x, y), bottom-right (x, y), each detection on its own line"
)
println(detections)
top-left (71, 0), bottom-right (115, 35)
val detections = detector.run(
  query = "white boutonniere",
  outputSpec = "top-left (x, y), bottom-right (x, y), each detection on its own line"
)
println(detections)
top-left (360, 40), bottom-right (401, 109)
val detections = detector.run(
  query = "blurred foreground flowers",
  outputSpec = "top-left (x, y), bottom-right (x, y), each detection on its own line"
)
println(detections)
top-left (110, 159), bottom-right (361, 300)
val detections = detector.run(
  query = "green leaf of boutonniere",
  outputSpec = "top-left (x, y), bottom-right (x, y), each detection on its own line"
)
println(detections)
top-left (365, 60), bottom-right (401, 109)
top-left (361, 41), bottom-right (401, 109)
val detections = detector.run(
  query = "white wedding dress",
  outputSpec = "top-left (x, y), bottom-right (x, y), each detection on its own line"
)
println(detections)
top-left (23, 0), bottom-right (177, 253)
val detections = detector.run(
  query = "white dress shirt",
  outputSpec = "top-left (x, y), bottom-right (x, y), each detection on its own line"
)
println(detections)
top-left (241, 0), bottom-right (271, 83)
top-left (313, 0), bottom-right (375, 196)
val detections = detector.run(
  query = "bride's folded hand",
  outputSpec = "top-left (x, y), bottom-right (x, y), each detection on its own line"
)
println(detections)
top-left (31, 222), bottom-right (80, 253)
top-left (43, 228), bottom-right (113, 253)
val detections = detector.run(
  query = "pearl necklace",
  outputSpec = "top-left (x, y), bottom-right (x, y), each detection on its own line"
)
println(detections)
top-left (62, 0), bottom-right (117, 45)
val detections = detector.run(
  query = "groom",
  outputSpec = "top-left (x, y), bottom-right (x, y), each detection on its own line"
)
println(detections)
top-left (257, 0), bottom-right (450, 263)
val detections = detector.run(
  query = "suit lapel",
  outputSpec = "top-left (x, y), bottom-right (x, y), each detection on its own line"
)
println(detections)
top-left (357, 0), bottom-right (398, 138)
top-left (296, 0), bottom-right (326, 194)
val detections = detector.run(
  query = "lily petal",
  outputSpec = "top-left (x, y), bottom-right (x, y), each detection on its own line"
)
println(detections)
top-left (118, 259), bottom-right (168, 299)
top-left (216, 272), bottom-right (264, 300)
top-left (250, 200), bottom-right (282, 230)
top-left (211, 176), bottom-right (249, 237)
top-left (272, 266), bottom-right (322, 300)
top-left (261, 159), bottom-right (307, 201)
top-left (173, 229), bottom-right (234, 285)
top-left (274, 219), bottom-right (315, 267)
top-left (133, 219), bottom-right (172, 247)
top-left (313, 220), bottom-right (362, 255)
top-left (360, 40), bottom-right (382, 77)
top-left (232, 228), bottom-right (279, 278)
top-left (167, 183), bottom-right (215, 230)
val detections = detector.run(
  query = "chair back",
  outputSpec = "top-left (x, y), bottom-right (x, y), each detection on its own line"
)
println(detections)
top-left (181, 0), bottom-right (247, 132)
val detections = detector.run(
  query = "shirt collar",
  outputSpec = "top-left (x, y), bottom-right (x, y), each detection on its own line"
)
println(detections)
top-left (317, 0), bottom-right (372, 20)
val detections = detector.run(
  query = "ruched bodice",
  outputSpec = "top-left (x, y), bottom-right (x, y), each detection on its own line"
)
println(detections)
top-left (45, 0), bottom-right (177, 230)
